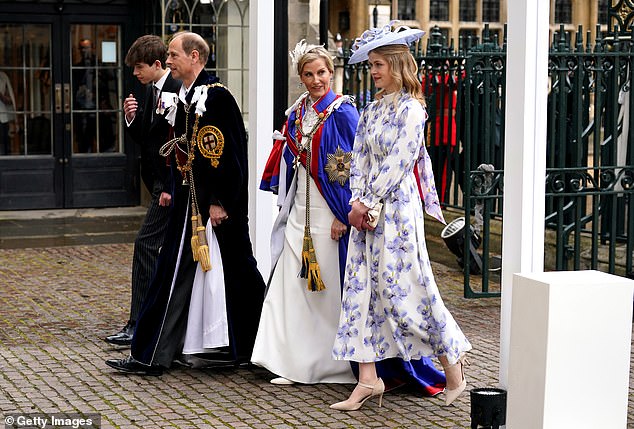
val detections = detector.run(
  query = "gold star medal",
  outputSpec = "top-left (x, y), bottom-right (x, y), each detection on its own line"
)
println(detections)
top-left (324, 146), bottom-right (352, 186)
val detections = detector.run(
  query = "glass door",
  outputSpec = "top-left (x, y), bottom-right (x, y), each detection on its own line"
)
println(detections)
top-left (70, 24), bottom-right (121, 155)
top-left (0, 8), bottom-right (136, 210)
top-left (0, 24), bottom-right (51, 157)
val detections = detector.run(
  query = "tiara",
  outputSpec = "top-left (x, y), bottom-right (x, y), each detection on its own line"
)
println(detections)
top-left (289, 39), bottom-right (323, 71)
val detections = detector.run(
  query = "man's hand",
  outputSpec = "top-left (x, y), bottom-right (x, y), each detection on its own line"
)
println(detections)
top-left (123, 93), bottom-right (137, 123)
top-left (209, 204), bottom-right (228, 227)
top-left (158, 192), bottom-right (171, 207)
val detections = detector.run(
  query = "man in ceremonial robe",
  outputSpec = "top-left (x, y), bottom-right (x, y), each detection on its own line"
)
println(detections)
top-left (106, 31), bottom-right (265, 375)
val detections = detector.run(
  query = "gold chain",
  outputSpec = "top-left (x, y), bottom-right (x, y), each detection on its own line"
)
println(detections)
top-left (294, 97), bottom-right (334, 231)
top-left (294, 98), bottom-right (328, 152)
top-left (175, 104), bottom-right (195, 177)
top-left (162, 83), bottom-right (229, 221)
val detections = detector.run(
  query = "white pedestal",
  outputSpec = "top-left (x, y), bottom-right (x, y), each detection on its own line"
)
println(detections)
top-left (506, 270), bottom-right (634, 429)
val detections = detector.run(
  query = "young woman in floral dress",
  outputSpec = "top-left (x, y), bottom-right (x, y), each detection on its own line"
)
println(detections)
top-left (330, 23), bottom-right (472, 411)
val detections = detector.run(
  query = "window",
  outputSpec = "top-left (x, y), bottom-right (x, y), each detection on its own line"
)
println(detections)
top-left (460, 0), bottom-right (476, 22)
top-left (159, 0), bottom-right (250, 119)
top-left (460, 29), bottom-right (478, 47)
top-left (430, 0), bottom-right (449, 21)
top-left (554, 0), bottom-right (572, 24)
top-left (0, 23), bottom-right (53, 156)
top-left (483, 0), bottom-right (500, 23)
top-left (598, 0), bottom-right (609, 25)
top-left (397, 0), bottom-right (416, 21)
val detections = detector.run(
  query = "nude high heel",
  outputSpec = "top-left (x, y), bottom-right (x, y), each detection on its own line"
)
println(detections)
top-left (444, 355), bottom-right (469, 406)
top-left (329, 378), bottom-right (385, 411)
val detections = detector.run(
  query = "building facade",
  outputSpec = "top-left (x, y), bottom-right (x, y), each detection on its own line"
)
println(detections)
top-left (327, 1), bottom-right (610, 46)
top-left (279, 1), bottom-right (611, 116)
top-left (0, 0), bottom-right (610, 212)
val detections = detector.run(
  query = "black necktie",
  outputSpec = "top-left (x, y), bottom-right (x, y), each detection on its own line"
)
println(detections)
top-left (152, 85), bottom-right (159, 120)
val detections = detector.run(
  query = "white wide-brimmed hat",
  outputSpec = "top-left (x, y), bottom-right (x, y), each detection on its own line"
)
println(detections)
top-left (348, 20), bottom-right (425, 64)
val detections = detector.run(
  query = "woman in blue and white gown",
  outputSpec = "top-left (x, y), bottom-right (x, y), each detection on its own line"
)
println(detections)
top-left (253, 41), bottom-right (446, 393)
top-left (252, 42), bottom-right (359, 385)
top-left (330, 24), bottom-right (472, 411)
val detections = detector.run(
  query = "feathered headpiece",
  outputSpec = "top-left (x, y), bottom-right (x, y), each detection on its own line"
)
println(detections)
top-left (289, 39), bottom-right (323, 73)
top-left (349, 20), bottom-right (424, 64)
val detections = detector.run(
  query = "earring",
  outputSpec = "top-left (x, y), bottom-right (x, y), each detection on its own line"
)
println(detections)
top-left (297, 81), bottom-right (304, 88)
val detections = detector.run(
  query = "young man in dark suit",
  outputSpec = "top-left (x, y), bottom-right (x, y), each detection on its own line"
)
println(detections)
top-left (105, 35), bottom-right (181, 346)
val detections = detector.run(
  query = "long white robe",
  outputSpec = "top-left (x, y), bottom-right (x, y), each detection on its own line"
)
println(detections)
top-left (252, 100), bottom-right (355, 384)
top-left (251, 165), bottom-right (356, 384)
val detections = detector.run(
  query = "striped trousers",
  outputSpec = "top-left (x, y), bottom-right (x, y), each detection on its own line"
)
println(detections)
top-left (129, 189), bottom-right (171, 324)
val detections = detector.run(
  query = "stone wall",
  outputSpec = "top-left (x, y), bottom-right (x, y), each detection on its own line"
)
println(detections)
top-left (288, 0), bottom-right (311, 104)
top-left (287, 0), bottom-right (340, 104)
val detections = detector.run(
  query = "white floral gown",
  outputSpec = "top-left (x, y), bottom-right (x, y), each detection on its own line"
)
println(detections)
top-left (332, 91), bottom-right (472, 366)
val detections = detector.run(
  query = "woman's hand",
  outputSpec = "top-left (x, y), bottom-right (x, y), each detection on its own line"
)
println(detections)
top-left (348, 200), bottom-right (370, 231)
top-left (331, 218), bottom-right (348, 240)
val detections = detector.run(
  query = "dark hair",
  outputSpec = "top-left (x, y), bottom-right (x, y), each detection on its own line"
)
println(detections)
top-left (125, 35), bottom-right (168, 68)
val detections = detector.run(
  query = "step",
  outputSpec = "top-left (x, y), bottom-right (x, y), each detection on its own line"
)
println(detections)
top-left (0, 207), bottom-right (146, 249)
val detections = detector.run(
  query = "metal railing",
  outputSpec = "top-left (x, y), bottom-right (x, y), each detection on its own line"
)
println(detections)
top-left (338, 23), bottom-right (634, 298)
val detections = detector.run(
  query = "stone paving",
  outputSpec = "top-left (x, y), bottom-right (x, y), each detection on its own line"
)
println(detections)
top-left (0, 239), bottom-right (632, 428)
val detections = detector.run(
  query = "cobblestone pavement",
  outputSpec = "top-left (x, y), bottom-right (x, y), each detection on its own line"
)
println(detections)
top-left (0, 242), bottom-right (632, 428)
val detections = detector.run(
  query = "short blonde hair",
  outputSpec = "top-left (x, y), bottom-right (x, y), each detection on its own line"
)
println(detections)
top-left (296, 46), bottom-right (334, 76)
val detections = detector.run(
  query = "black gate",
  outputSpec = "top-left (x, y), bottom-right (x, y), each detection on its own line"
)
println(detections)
top-left (339, 19), bottom-right (633, 297)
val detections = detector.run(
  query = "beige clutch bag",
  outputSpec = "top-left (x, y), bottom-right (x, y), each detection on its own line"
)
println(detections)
top-left (366, 202), bottom-right (383, 228)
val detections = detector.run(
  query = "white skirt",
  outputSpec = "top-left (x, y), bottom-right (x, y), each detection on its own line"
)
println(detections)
top-left (251, 166), bottom-right (356, 384)
top-left (182, 219), bottom-right (229, 354)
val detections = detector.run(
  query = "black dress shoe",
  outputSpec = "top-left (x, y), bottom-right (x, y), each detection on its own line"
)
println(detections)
top-left (105, 321), bottom-right (135, 346)
top-left (105, 356), bottom-right (163, 376)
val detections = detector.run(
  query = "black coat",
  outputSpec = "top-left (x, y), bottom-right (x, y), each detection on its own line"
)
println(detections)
top-left (127, 72), bottom-right (181, 193)
top-left (132, 70), bottom-right (265, 366)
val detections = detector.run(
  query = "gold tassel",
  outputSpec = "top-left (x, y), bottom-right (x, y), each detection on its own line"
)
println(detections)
top-left (196, 224), bottom-right (206, 247)
top-left (299, 226), bottom-right (325, 291)
top-left (190, 215), bottom-right (200, 261)
top-left (196, 224), bottom-right (211, 272)
top-left (197, 245), bottom-right (211, 272)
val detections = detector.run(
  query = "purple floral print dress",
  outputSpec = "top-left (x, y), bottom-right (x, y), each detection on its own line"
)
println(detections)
top-left (332, 90), bottom-right (472, 366)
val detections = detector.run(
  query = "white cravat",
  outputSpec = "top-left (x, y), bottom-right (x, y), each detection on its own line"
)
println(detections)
top-left (179, 85), bottom-right (190, 104)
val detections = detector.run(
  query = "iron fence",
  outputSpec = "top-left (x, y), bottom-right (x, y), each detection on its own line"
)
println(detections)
top-left (338, 23), bottom-right (634, 298)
